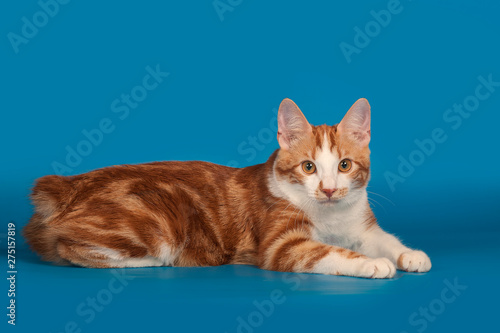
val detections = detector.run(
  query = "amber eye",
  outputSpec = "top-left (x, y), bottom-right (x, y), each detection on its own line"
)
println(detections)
top-left (338, 159), bottom-right (352, 172)
top-left (301, 161), bottom-right (316, 174)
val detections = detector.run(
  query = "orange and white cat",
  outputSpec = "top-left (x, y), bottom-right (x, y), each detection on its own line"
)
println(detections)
top-left (24, 98), bottom-right (431, 278)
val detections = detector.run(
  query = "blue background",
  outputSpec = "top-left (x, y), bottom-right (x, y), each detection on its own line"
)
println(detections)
top-left (1, 0), bottom-right (499, 332)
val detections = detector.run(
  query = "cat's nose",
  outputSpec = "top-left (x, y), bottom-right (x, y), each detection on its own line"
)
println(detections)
top-left (321, 188), bottom-right (337, 198)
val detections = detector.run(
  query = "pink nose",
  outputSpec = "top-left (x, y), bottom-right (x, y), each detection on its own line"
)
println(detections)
top-left (321, 188), bottom-right (337, 198)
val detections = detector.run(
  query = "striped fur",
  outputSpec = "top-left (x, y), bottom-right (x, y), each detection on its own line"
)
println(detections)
top-left (24, 98), bottom-right (431, 278)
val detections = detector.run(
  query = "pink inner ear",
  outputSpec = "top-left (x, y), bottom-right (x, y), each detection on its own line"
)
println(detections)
top-left (338, 98), bottom-right (371, 145)
top-left (277, 98), bottom-right (311, 150)
top-left (350, 130), bottom-right (370, 143)
top-left (277, 121), bottom-right (291, 150)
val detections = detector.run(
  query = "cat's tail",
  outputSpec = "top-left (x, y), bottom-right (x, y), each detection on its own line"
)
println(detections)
top-left (23, 175), bottom-right (73, 263)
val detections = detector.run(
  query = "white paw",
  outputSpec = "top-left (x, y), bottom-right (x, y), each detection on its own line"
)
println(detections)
top-left (397, 250), bottom-right (432, 272)
top-left (358, 257), bottom-right (396, 279)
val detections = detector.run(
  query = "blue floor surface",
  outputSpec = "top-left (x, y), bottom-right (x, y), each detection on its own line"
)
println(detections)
top-left (3, 228), bottom-right (498, 333)
top-left (2, 1), bottom-right (500, 332)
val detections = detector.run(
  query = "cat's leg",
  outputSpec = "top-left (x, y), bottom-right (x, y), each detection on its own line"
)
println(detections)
top-left (56, 238), bottom-right (165, 268)
top-left (357, 225), bottom-right (432, 273)
top-left (57, 240), bottom-right (115, 268)
top-left (260, 229), bottom-right (396, 279)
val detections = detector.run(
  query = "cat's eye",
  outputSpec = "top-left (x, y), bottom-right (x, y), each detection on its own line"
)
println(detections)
top-left (338, 159), bottom-right (352, 172)
top-left (301, 161), bottom-right (316, 174)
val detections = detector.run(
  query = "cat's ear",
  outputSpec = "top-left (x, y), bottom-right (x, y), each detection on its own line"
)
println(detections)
top-left (338, 98), bottom-right (371, 146)
top-left (277, 98), bottom-right (312, 150)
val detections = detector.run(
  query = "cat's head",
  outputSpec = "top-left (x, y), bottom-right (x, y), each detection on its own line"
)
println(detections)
top-left (273, 98), bottom-right (371, 207)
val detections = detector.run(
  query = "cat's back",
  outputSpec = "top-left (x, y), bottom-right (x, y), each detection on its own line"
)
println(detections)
top-left (29, 160), bottom-right (242, 230)
top-left (36, 160), bottom-right (237, 197)
top-left (71, 160), bottom-right (237, 185)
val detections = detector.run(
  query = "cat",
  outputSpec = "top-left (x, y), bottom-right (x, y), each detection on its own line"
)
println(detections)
top-left (24, 98), bottom-right (431, 278)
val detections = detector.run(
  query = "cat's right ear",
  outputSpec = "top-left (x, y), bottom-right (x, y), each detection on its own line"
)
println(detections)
top-left (277, 98), bottom-right (312, 150)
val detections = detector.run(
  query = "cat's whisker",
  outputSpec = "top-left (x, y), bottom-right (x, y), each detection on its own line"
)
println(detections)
top-left (297, 199), bottom-right (312, 232)
top-left (367, 197), bottom-right (379, 209)
top-left (287, 198), bottom-right (312, 233)
top-left (367, 197), bottom-right (387, 214)
top-left (277, 202), bottom-right (293, 219)
top-left (301, 199), bottom-right (314, 232)
top-left (285, 204), bottom-right (300, 231)
top-left (263, 199), bottom-right (282, 214)
top-left (294, 206), bottom-right (302, 230)
top-left (367, 190), bottom-right (395, 206)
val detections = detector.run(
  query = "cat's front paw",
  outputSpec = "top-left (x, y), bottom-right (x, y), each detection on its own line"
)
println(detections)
top-left (358, 258), bottom-right (396, 279)
top-left (397, 250), bottom-right (432, 272)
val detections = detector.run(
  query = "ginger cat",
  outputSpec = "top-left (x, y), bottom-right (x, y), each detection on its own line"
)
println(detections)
top-left (24, 98), bottom-right (431, 278)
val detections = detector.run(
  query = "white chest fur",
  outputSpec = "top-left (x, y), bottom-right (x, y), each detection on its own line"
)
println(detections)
top-left (307, 196), bottom-right (367, 251)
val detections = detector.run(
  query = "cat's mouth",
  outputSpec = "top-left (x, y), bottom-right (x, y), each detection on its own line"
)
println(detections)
top-left (317, 197), bottom-right (342, 205)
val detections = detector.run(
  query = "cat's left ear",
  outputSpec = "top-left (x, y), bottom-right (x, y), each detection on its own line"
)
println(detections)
top-left (338, 98), bottom-right (371, 146)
